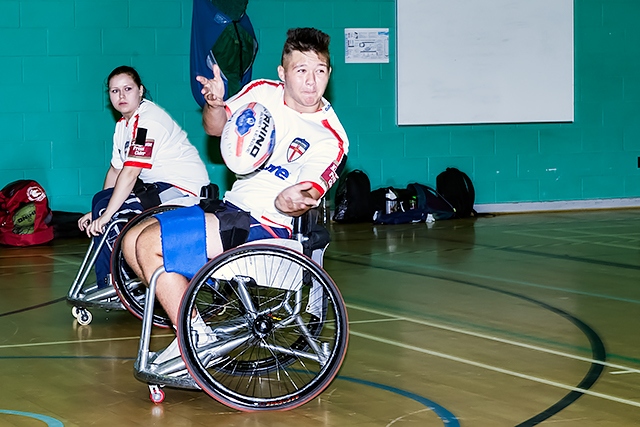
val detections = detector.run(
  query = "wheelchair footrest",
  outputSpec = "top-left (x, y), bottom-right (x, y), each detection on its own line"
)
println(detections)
top-left (66, 296), bottom-right (125, 311)
top-left (134, 366), bottom-right (201, 391)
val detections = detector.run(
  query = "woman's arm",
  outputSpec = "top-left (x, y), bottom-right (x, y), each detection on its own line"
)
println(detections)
top-left (79, 165), bottom-right (122, 232)
top-left (103, 165), bottom-right (120, 189)
top-left (85, 166), bottom-right (142, 236)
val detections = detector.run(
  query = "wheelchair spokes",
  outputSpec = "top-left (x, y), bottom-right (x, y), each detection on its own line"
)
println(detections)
top-left (177, 244), bottom-right (348, 411)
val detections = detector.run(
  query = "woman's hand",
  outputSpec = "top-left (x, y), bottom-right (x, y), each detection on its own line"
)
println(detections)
top-left (85, 214), bottom-right (112, 237)
top-left (78, 212), bottom-right (92, 232)
top-left (78, 211), bottom-right (111, 237)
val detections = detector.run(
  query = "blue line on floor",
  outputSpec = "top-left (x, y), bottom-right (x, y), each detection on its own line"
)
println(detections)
top-left (339, 375), bottom-right (460, 426)
top-left (0, 409), bottom-right (64, 427)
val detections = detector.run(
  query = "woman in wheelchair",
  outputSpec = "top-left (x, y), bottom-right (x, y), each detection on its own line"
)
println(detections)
top-left (122, 27), bottom-right (348, 366)
top-left (78, 65), bottom-right (209, 289)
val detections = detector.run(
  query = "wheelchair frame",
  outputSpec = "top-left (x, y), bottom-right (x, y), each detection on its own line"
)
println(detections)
top-left (66, 183), bottom-right (219, 326)
top-left (67, 217), bottom-right (131, 325)
top-left (129, 211), bottom-right (349, 411)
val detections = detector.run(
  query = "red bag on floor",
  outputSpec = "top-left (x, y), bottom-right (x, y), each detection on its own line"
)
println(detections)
top-left (0, 180), bottom-right (54, 246)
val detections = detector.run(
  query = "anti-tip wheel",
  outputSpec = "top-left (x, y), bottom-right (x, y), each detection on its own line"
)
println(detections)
top-left (149, 385), bottom-right (165, 404)
top-left (76, 309), bottom-right (92, 326)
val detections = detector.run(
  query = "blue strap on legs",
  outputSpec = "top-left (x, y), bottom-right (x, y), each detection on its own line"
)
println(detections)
top-left (155, 205), bottom-right (208, 280)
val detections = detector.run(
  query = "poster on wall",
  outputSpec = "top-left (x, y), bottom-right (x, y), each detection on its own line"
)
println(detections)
top-left (345, 28), bottom-right (389, 63)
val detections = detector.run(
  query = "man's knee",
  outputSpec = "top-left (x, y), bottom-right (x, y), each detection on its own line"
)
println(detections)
top-left (122, 224), bottom-right (138, 263)
top-left (136, 222), bottom-right (163, 262)
top-left (122, 219), bottom-right (158, 263)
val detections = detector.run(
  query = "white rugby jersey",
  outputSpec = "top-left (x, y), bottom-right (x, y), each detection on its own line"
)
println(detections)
top-left (223, 79), bottom-right (349, 231)
top-left (111, 100), bottom-right (209, 196)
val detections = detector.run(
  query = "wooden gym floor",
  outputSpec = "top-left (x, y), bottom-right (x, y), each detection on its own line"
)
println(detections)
top-left (0, 209), bottom-right (639, 426)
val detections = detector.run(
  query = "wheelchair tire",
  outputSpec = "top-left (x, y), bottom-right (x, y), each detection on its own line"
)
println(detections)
top-left (176, 244), bottom-right (349, 411)
top-left (110, 205), bottom-right (180, 328)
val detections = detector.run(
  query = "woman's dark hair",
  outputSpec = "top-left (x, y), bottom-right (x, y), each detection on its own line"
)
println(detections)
top-left (281, 27), bottom-right (331, 68)
top-left (106, 65), bottom-right (149, 99)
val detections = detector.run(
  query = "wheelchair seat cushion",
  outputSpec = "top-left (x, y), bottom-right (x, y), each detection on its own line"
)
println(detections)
top-left (155, 205), bottom-right (208, 279)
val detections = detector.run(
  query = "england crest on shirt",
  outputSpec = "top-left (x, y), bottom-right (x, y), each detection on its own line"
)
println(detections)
top-left (287, 138), bottom-right (309, 162)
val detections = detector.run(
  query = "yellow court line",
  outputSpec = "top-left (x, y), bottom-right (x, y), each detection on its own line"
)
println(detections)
top-left (502, 230), bottom-right (639, 250)
top-left (0, 334), bottom-right (174, 350)
top-left (565, 229), bottom-right (640, 240)
top-left (47, 255), bottom-right (84, 265)
top-left (347, 303), bottom-right (640, 375)
top-left (330, 251), bottom-right (640, 304)
top-left (350, 330), bottom-right (640, 409)
top-left (349, 318), bottom-right (403, 325)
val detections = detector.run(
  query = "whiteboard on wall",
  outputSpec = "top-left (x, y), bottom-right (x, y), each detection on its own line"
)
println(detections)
top-left (396, 0), bottom-right (574, 125)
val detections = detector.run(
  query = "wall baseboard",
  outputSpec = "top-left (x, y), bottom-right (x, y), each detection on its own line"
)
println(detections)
top-left (475, 198), bottom-right (640, 214)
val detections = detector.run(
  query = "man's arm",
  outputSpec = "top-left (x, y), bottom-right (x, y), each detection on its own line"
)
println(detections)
top-left (196, 64), bottom-right (228, 136)
top-left (202, 103), bottom-right (228, 136)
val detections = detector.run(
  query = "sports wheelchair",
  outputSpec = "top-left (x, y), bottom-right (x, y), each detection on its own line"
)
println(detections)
top-left (66, 185), bottom-right (218, 326)
top-left (120, 205), bottom-right (349, 411)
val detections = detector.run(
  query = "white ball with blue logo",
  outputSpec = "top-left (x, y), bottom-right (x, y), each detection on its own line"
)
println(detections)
top-left (220, 102), bottom-right (276, 175)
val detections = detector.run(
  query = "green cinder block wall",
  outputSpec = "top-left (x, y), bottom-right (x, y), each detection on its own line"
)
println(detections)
top-left (0, 0), bottom-right (638, 212)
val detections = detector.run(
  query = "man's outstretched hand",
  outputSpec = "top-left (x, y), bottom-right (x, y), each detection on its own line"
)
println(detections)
top-left (196, 64), bottom-right (225, 109)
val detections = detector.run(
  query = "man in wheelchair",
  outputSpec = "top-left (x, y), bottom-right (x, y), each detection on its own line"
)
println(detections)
top-left (122, 27), bottom-right (349, 365)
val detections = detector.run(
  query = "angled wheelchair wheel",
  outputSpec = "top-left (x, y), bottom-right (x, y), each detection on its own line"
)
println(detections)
top-left (110, 205), bottom-right (180, 329)
top-left (177, 244), bottom-right (349, 411)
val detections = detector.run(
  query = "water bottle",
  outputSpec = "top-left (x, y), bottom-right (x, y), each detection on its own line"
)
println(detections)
top-left (385, 189), bottom-right (397, 214)
top-left (321, 198), bottom-right (329, 224)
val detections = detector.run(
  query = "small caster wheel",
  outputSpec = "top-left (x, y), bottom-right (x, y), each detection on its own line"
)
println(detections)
top-left (71, 307), bottom-right (80, 318)
top-left (149, 385), bottom-right (165, 403)
top-left (77, 309), bottom-right (92, 326)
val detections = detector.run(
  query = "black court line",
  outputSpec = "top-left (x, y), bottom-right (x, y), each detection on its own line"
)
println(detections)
top-left (330, 256), bottom-right (607, 426)
top-left (484, 228), bottom-right (638, 271)
top-left (334, 224), bottom-right (640, 272)
top-left (470, 279), bottom-right (606, 426)
top-left (456, 239), bottom-right (640, 272)
top-left (0, 296), bottom-right (66, 318)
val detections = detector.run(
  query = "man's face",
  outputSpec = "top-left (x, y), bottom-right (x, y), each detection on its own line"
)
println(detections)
top-left (278, 50), bottom-right (331, 114)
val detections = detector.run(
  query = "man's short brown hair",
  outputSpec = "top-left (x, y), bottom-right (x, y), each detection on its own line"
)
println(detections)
top-left (281, 27), bottom-right (331, 68)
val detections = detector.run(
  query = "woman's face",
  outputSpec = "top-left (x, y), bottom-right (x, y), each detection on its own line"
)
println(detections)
top-left (108, 73), bottom-right (144, 120)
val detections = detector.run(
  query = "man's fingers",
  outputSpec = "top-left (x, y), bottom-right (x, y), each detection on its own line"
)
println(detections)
top-left (290, 197), bottom-right (318, 210)
top-left (296, 181), bottom-right (315, 191)
top-left (306, 198), bottom-right (320, 207)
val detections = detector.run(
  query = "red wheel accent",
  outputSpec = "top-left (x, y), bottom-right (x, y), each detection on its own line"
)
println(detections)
top-left (110, 205), bottom-right (179, 328)
top-left (149, 385), bottom-right (165, 403)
